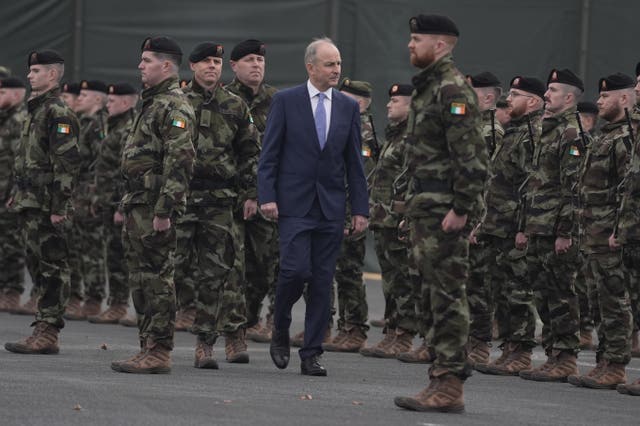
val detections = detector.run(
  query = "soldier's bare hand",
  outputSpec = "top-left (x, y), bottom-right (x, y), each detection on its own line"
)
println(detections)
top-left (469, 223), bottom-right (481, 245)
top-left (50, 214), bottom-right (66, 225)
top-left (609, 233), bottom-right (620, 249)
top-left (153, 216), bottom-right (171, 232)
top-left (441, 209), bottom-right (467, 233)
top-left (5, 197), bottom-right (13, 209)
top-left (555, 237), bottom-right (572, 254)
top-left (243, 199), bottom-right (258, 220)
top-left (260, 202), bottom-right (278, 221)
top-left (515, 232), bottom-right (528, 249)
top-left (351, 215), bottom-right (368, 235)
top-left (113, 211), bottom-right (124, 225)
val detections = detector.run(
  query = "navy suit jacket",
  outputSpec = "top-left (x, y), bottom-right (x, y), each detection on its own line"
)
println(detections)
top-left (258, 84), bottom-right (368, 221)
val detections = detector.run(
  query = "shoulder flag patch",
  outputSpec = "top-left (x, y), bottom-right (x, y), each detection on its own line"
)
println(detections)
top-left (361, 146), bottom-right (372, 157)
top-left (450, 102), bottom-right (466, 115)
top-left (57, 123), bottom-right (71, 134)
top-left (569, 145), bottom-right (581, 156)
top-left (171, 119), bottom-right (186, 129)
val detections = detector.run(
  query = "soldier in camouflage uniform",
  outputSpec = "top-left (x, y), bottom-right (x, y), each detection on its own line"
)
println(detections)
top-left (567, 74), bottom-right (636, 390)
top-left (5, 50), bottom-right (80, 355)
top-left (88, 83), bottom-right (138, 324)
top-left (518, 69), bottom-right (586, 383)
top-left (322, 78), bottom-right (375, 352)
top-left (226, 39), bottom-right (279, 344)
top-left (628, 62), bottom-right (640, 358)
top-left (178, 42), bottom-right (259, 368)
top-left (110, 37), bottom-right (195, 374)
top-left (60, 82), bottom-right (80, 113)
top-left (0, 77), bottom-right (27, 312)
top-left (65, 80), bottom-right (109, 320)
top-left (474, 76), bottom-right (546, 376)
top-left (394, 15), bottom-right (488, 413)
top-left (359, 83), bottom-right (419, 358)
top-left (464, 72), bottom-right (505, 367)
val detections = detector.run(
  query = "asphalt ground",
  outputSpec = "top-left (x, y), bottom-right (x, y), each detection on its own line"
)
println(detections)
top-left (1, 275), bottom-right (640, 426)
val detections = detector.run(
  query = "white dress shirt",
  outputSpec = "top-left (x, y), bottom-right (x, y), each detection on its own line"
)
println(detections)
top-left (307, 80), bottom-right (332, 139)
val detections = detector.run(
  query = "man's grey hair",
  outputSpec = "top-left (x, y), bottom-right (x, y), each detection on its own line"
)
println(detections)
top-left (153, 52), bottom-right (180, 74)
top-left (304, 37), bottom-right (337, 65)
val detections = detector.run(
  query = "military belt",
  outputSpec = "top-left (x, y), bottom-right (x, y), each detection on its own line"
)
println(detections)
top-left (14, 173), bottom-right (54, 189)
top-left (126, 173), bottom-right (162, 192)
top-left (189, 177), bottom-right (236, 191)
top-left (412, 178), bottom-right (450, 194)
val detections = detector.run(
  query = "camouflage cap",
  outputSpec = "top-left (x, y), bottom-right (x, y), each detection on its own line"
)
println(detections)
top-left (62, 82), bottom-right (81, 95)
top-left (409, 14), bottom-right (459, 36)
top-left (339, 78), bottom-right (372, 98)
top-left (80, 80), bottom-right (108, 94)
top-left (388, 83), bottom-right (413, 97)
top-left (598, 73), bottom-right (635, 93)
top-left (0, 66), bottom-right (10, 78)
top-left (141, 36), bottom-right (183, 64)
top-left (189, 42), bottom-right (224, 62)
top-left (0, 77), bottom-right (25, 88)
top-left (230, 39), bottom-right (265, 61)
top-left (108, 82), bottom-right (137, 95)
top-left (466, 72), bottom-right (501, 88)
top-left (510, 75), bottom-right (546, 99)
top-left (547, 68), bottom-right (584, 92)
top-left (28, 50), bottom-right (64, 67)
top-left (577, 101), bottom-right (598, 115)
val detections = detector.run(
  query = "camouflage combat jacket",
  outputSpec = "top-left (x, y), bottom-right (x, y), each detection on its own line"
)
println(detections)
top-left (612, 117), bottom-right (640, 244)
top-left (360, 109), bottom-right (378, 176)
top-left (77, 108), bottom-right (108, 191)
top-left (369, 119), bottom-right (407, 229)
top-left (121, 77), bottom-right (195, 218)
top-left (182, 80), bottom-right (259, 206)
top-left (580, 119), bottom-right (632, 252)
top-left (403, 54), bottom-right (488, 219)
top-left (12, 86), bottom-right (80, 215)
top-left (225, 78), bottom-right (277, 135)
top-left (523, 107), bottom-right (585, 238)
top-left (0, 103), bottom-right (27, 202)
top-left (481, 109), bottom-right (542, 238)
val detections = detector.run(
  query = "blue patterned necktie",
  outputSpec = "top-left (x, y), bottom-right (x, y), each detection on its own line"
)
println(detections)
top-left (315, 92), bottom-right (327, 149)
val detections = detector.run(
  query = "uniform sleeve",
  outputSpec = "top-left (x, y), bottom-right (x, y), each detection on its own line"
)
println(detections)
top-left (233, 102), bottom-right (260, 201)
top-left (556, 128), bottom-right (585, 237)
top-left (48, 108), bottom-right (80, 215)
top-left (154, 107), bottom-right (196, 218)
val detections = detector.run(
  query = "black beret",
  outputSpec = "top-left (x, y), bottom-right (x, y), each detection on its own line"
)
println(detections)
top-left (510, 75), bottom-right (546, 99)
top-left (496, 95), bottom-right (509, 109)
top-left (189, 42), bottom-right (224, 63)
top-left (108, 83), bottom-right (137, 95)
top-left (636, 62), bottom-right (640, 78)
top-left (230, 39), bottom-right (266, 61)
top-left (547, 68), bottom-right (584, 92)
top-left (598, 73), bottom-right (635, 93)
top-left (466, 72), bottom-right (501, 88)
top-left (80, 80), bottom-right (108, 94)
top-left (409, 14), bottom-right (459, 37)
top-left (62, 82), bottom-right (81, 95)
top-left (0, 77), bottom-right (25, 89)
top-left (28, 50), bottom-right (64, 67)
top-left (388, 83), bottom-right (414, 97)
top-left (339, 78), bottom-right (372, 98)
top-left (577, 101), bottom-right (598, 115)
top-left (141, 36), bottom-right (183, 63)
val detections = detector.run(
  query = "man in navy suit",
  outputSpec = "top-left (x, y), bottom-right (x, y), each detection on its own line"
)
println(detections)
top-left (258, 38), bottom-right (369, 376)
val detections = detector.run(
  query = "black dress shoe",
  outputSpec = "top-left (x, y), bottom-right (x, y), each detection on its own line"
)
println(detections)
top-left (270, 329), bottom-right (290, 369)
top-left (301, 355), bottom-right (327, 376)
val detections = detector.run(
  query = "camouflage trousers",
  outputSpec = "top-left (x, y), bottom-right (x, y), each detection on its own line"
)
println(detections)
top-left (174, 210), bottom-right (198, 311)
top-left (485, 235), bottom-right (536, 347)
top-left (527, 235), bottom-right (580, 354)
top-left (0, 208), bottom-right (25, 293)
top-left (409, 215), bottom-right (470, 378)
top-left (68, 214), bottom-right (106, 301)
top-left (576, 251), bottom-right (596, 331)
top-left (240, 214), bottom-right (278, 328)
top-left (467, 240), bottom-right (493, 342)
top-left (372, 227), bottom-right (417, 333)
top-left (176, 204), bottom-right (247, 345)
top-left (122, 205), bottom-right (176, 349)
top-left (333, 232), bottom-right (369, 331)
top-left (585, 249), bottom-right (632, 364)
top-left (20, 209), bottom-right (71, 329)
top-left (622, 243), bottom-right (640, 332)
top-left (105, 211), bottom-right (129, 305)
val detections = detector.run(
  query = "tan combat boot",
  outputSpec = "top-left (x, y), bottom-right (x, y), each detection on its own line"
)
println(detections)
top-left (617, 377), bottom-right (640, 396)
top-left (175, 307), bottom-right (196, 332)
top-left (394, 372), bottom-right (465, 413)
top-left (520, 351), bottom-right (577, 382)
top-left (466, 336), bottom-right (491, 367)
top-left (582, 362), bottom-right (627, 389)
top-left (476, 343), bottom-right (531, 375)
top-left (194, 338), bottom-right (219, 369)
top-left (252, 315), bottom-right (273, 343)
top-left (323, 325), bottom-right (366, 352)
top-left (111, 339), bottom-right (146, 372)
top-left (118, 313), bottom-right (138, 327)
top-left (579, 328), bottom-right (595, 350)
top-left (116, 341), bottom-right (171, 374)
top-left (322, 328), bottom-right (348, 351)
top-left (519, 352), bottom-right (557, 380)
top-left (89, 304), bottom-right (128, 324)
top-left (225, 329), bottom-right (249, 363)
top-left (5, 322), bottom-right (60, 354)
top-left (291, 328), bottom-right (331, 348)
top-left (568, 358), bottom-right (606, 387)
top-left (0, 290), bottom-right (21, 312)
top-left (63, 296), bottom-right (85, 320)
top-left (246, 319), bottom-right (265, 342)
top-left (360, 329), bottom-right (395, 357)
top-left (397, 338), bottom-right (436, 363)
top-left (81, 298), bottom-right (102, 319)
top-left (632, 332), bottom-right (640, 358)
top-left (10, 294), bottom-right (38, 315)
top-left (373, 328), bottom-right (414, 358)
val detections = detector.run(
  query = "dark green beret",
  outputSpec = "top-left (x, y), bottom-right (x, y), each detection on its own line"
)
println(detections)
top-left (230, 39), bottom-right (265, 61)
top-left (62, 82), bottom-right (81, 95)
top-left (189, 42), bottom-right (224, 62)
top-left (339, 78), bottom-right (372, 98)
top-left (577, 101), bottom-right (598, 115)
top-left (409, 14), bottom-right (459, 36)
top-left (388, 83), bottom-right (413, 97)
top-left (80, 80), bottom-right (108, 94)
top-left (0, 77), bottom-right (25, 89)
top-left (547, 68), bottom-right (584, 92)
top-left (467, 72), bottom-right (501, 88)
top-left (108, 83), bottom-right (137, 95)
top-left (28, 50), bottom-right (64, 67)
top-left (598, 73), bottom-right (635, 93)
top-left (510, 75), bottom-right (546, 99)
top-left (141, 36), bottom-right (183, 64)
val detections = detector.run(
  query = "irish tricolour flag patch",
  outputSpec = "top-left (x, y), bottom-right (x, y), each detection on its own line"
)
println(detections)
top-left (172, 119), bottom-right (186, 129)
top-left (450, 102), bottom-right (466, 115)
top-left (56, 123), bottom-right (71, 134)
top-left (569, 145), bottom-right (581, 156)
